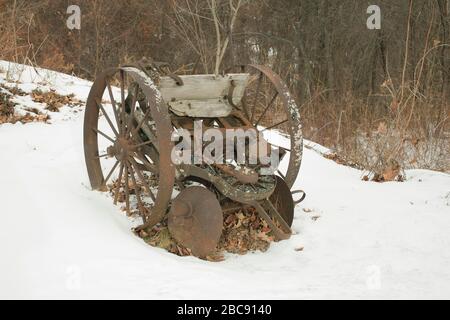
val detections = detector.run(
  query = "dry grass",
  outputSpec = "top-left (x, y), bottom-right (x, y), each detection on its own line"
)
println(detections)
top-left (301, 91), bottom-right (449, 176)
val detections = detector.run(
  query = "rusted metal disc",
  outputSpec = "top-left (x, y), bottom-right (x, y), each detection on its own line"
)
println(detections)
top-left (168, 186), bottom-right (223, 257)
top-left (269, 176), bottom-right (295, 227)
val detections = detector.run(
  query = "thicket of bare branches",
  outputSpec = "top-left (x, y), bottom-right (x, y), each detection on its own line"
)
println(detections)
top-left (0, 0), bottom-right (449, 173)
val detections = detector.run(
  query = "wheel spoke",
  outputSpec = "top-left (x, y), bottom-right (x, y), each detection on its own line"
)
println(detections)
top-left (129, 157), bottom-right (156, 202)
top-left (251, 72), bottom-right (263, 123)
top-left (134, 140), bottom-right (153, 148)
top-left (96, 99), bottom-right (119, 137)
top-left (134, 151), bottom-right (157, 173)
top-left (268, 143), bottom-right (291, 153)
top-left (261, 119), bottom-right (288, 132)
top-left (92, 128), bottom-right (115, 143)
top-left (126, 86), bottom-right (139, 135)
top-left (241, 94), bottom-right (251, 120)
top-left (120, 70), bottom-right (127, 134)
top-left (124, 163), bottom-right (131, 215)
top-left (132, 106), bottom-right (152, 135)
top-left (127, 161), bottom-right (147, 221)
top-left (113, 163), bottom-right (124, 205)
top-left (94, 153), bottom-right (109, 159)
top-left (103, 160), bottom-right (120, 186)
top-left (106, 81), bottom-right (122, 135)
top-left (255, 91), bottom-right (278, 127)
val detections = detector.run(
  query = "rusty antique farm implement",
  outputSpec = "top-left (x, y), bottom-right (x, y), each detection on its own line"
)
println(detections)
top-left (83, 59), bottom-right (304, 257)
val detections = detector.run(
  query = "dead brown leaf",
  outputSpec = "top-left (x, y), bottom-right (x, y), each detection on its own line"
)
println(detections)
top-left (31, 89), bottom-right (82, 112)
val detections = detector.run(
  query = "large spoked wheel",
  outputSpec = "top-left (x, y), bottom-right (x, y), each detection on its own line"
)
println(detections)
top-left (237, 65), bottom-right (303, 189)
top-left (83, 67), bottom-right (175, 230)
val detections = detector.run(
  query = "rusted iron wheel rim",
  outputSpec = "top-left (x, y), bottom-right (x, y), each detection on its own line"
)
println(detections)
top-left (269, 176), bottom-right (295, 227)
top-left (238, 64), bottom-right (303, 189)
top-left (83, 67), bottom-right (175, 229)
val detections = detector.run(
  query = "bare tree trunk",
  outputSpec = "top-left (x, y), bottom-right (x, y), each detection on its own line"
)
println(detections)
top-left (437, 0), bottom-right (449, 99)
top-left (400, 0), bottom-right (414, 103)
top-left (321, 0), bottom-right (335, 96)
top-left (209, 0), bottom-right (242, 76)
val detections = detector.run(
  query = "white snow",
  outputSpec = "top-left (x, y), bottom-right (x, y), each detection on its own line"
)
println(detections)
top-left (1, 61), bottom-right (449, 299)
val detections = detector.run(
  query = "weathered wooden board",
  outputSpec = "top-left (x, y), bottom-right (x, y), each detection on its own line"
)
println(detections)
top-left (168, 99), bottom-right (232, 117)
top-left (159, 73), bottom-right (249, 103)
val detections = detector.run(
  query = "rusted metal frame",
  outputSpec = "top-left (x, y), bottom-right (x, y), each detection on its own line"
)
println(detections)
top-left (125, 60), bottom-right (184, 86)
top-left (167, 73), bottom-right (184, 86)
top-left (264, 199), bottom-right (292, 232)
top-left (250, 200), bottom-right (291, 240)
top-left (214, 164), bottom-right (259, 185)
top-left (170, 117), bottom-right (182, 130)
top-left (231, 110), bottom-right (252, 127)
top-left (217, 117), bottom-right (232, 129)
top-left (178, 164), bottom-right (274, 203)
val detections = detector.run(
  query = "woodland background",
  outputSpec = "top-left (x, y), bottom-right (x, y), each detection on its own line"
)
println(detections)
top-left (0, 0), bottom-right (449, 174)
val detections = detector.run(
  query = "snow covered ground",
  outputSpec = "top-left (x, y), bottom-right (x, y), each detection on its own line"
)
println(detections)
top-left (0, 61), bottom-right (449, 300)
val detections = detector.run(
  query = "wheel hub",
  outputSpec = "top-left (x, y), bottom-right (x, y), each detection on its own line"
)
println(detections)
top-left (108, 137), bottom-right (135, 161)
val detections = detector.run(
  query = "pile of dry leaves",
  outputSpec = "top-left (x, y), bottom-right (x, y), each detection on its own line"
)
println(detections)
top-left (1, 85), bottom-right (82, 124)
top-left (324, 152), bottom-right (404, 183)
top-left (31, 89), bottom-right (82, 112)
top-left (136, 206), bottom-right (275, 261)
top-left (364, 159), bottom-right (404, 182)
top-left (0, 89), bottom-right (50, 124)
top-left (1, 84), bottom-right (27, 97)
top-left (0, 90), bottom-right (15, 123)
